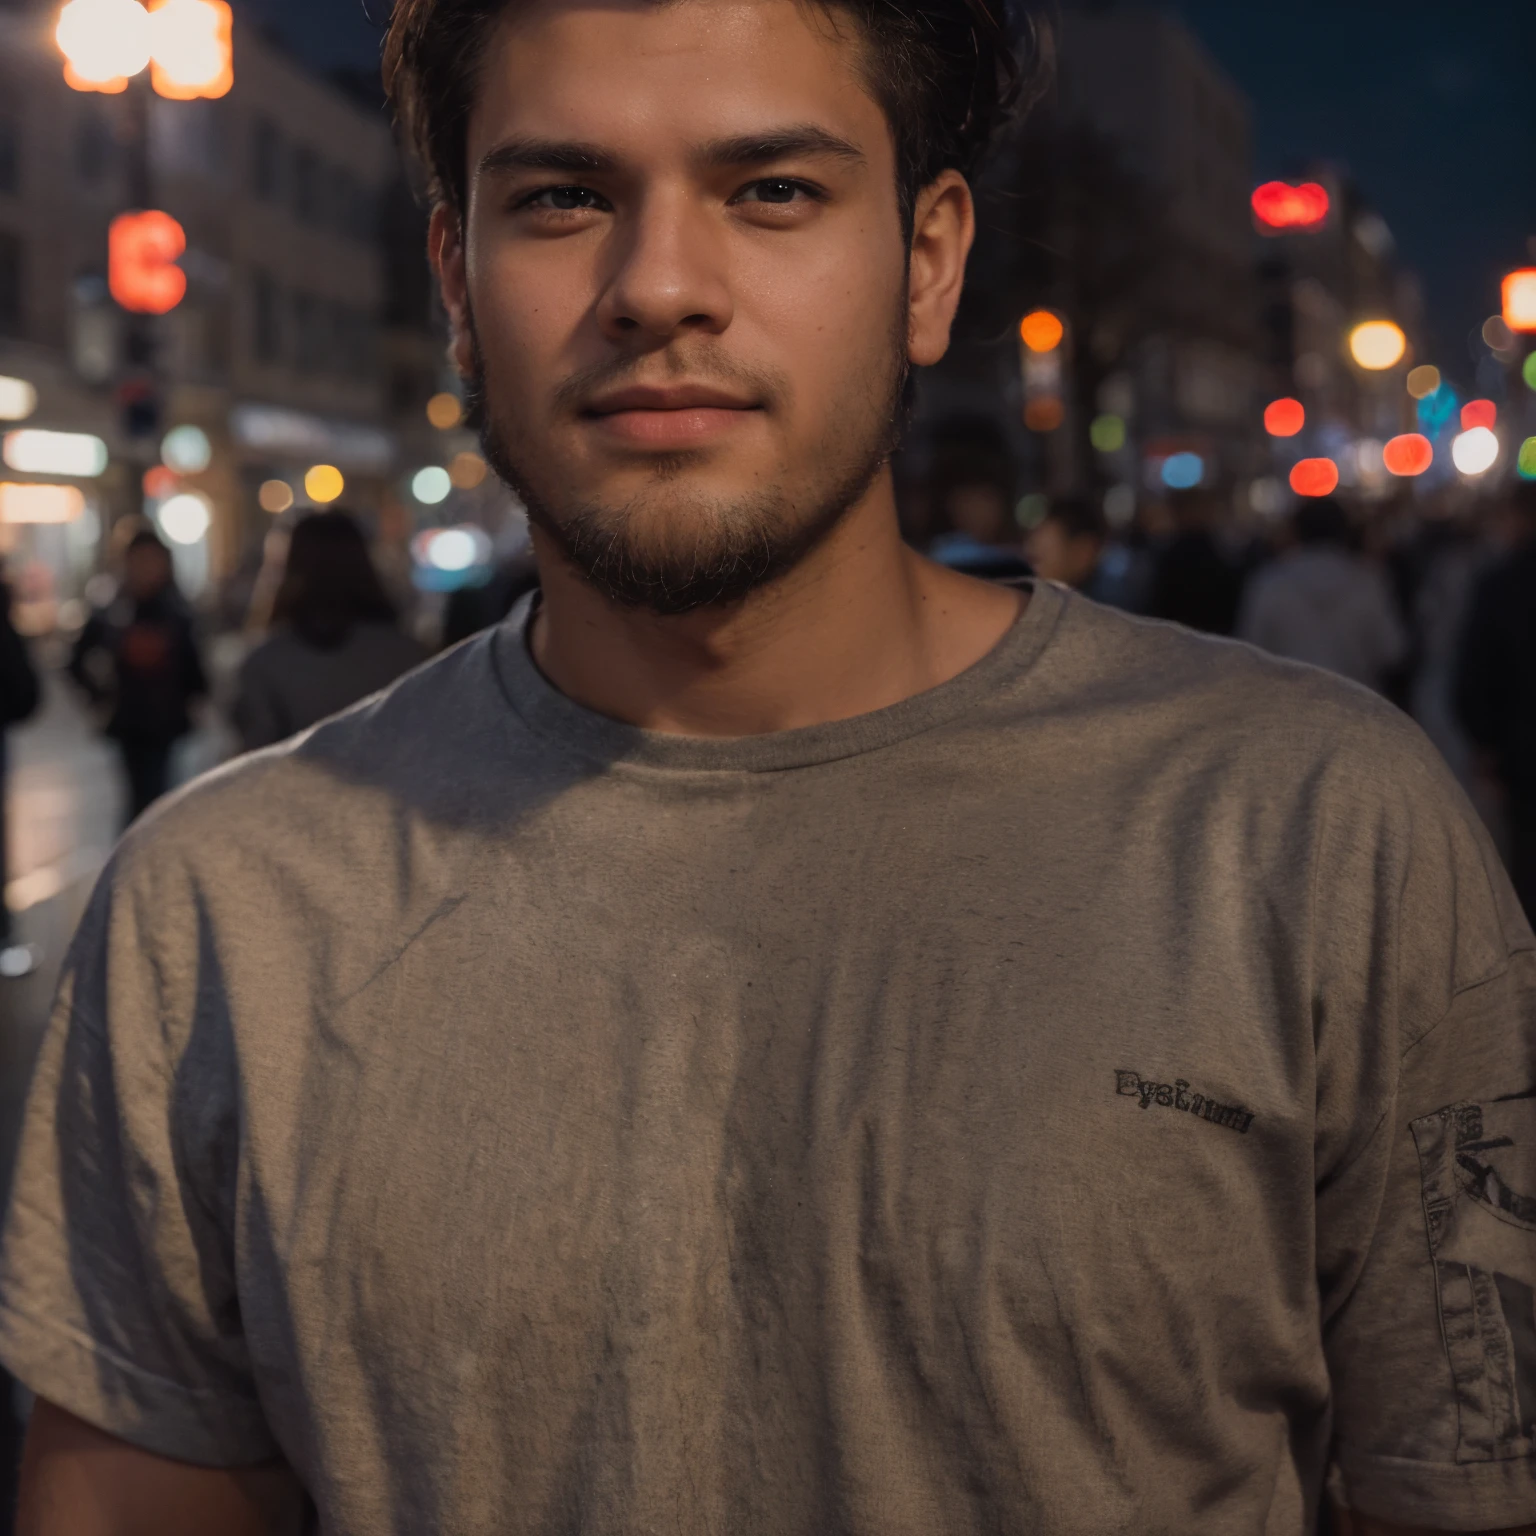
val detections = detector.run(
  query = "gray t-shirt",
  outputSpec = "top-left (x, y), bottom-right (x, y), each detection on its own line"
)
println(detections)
top-left (3, 583), bottom-right (1534, 1534)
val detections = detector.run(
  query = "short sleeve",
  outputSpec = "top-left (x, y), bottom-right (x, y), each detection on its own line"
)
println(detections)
top-left (1325, 950), bottom-right (1536, 1529)
top-left (0, 857), bottom-right (278, 1466)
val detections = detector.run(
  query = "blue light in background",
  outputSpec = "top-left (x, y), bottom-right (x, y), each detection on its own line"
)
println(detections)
top-left (1161, 452), bottom-right (1205, 490)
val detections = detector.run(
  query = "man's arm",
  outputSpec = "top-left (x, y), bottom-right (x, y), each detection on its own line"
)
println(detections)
top-left (17, 1400), bottom-right (305, 1536)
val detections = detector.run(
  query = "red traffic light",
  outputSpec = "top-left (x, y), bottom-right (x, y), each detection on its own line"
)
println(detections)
top-left (109, 210), bottom-right (187, 315)
top-left (1252, 182), bottom-right (1330, 233)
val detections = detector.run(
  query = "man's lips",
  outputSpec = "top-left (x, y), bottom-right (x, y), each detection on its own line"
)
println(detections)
top-left (582, 385), bottom-right (763, 448)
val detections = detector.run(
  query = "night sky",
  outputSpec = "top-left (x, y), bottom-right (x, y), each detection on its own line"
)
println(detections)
top-left (242, 0), bottom-right (1535, 389)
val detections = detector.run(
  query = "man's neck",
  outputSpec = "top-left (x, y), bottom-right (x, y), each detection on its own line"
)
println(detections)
top-left (527, 471), bottom-right (1025, 738)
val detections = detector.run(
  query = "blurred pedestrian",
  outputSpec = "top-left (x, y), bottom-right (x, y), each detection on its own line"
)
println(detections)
top-left (1237, 497), bottom-right (1407, 692)
top-left (926, 476), bottom-right (1030, 580)
top-left (1147, 487), bottom-right (1244, 634)
top-left (1455, 482), bottom-right (1536, 918)
top-left (1025, 495), bottom-right (1106, 594)
top-left (68, 529), bottom-right (207, 826)
top-left (233, 510), bottom-right (428, 751)
top-left (0, 563), bottom-right (40, 978)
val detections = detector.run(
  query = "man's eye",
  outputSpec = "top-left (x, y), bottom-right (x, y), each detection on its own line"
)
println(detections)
top-left (737, 179), bottom-right (814, 205)
top-left (522, 186), bottom-right (606, 212)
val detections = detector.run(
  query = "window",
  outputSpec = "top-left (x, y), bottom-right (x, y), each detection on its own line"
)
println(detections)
top-left (252, 269), bottom-right (281, 364)
top-left (0, 116), bottom-right (17, 195)
top-left (292, 291), bottom-right (322, 372)
top-left (0, 231), bottom-right (22, 338)
top-left (251, 116), bottom-right (281, 201)
top-left (292, 147), bottom-right (317, 223)
top-left (76, 104), bottom-right (113, 185)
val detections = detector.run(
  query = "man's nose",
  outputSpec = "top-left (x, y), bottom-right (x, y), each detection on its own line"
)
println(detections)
top-left (595, 188), bottom-right (735, 343)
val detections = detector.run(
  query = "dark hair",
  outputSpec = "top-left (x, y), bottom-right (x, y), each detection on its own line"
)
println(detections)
top-left (1293, 496), bottom-right (1350, 547)
top-left (125, 529), bottom-right (171, 561)
top-left (1045, 494), bottom-right (1106, 543)
top-left (383, 0), bottom-right (1047, 232)
top-left (271, 511), bottom-right (398, 652)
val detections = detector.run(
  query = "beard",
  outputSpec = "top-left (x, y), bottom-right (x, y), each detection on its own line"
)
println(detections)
top-left (465, 311), bottom-right (908, 616)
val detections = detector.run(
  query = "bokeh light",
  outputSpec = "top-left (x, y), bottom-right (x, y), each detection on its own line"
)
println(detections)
top-left (1089, 414), bottom-right (1126, 453)
top-left (56, 0), bottom-right (152, 90)
top-left (0, 377), bottom-right (37, 422)
top-left (1406, 365), bottom-right (1441, 400)
top-left (1460, 400), bottom-right (1497, 432)
top-left (1483, 316), bottom-right (1515, 352)
top-left (142, 465), bottom-right (179, 500)
top-left (1263, 397), bottom-right (1305, 437)
top-left (1289, 458), bottom-right (1339, 498)
top-left (304, 464), bottom-right (344, 504)
top-left (426, 393), bottom-right (464, 430)
top-left (157, 492), bottom-right (211, 546)
top-left (1383, 434), bottom-right (1433, 477)
top-left (449, 451), bottom-right (488, 490)
top-left (1348, 321), bottom-right (1406, 371)
top-left (1524, 353), bottom-right (1536, 393)
top-left (1014, 492), bottom-right (1048, 529)
top-left (1504, 270), bottom-right (1536, 333)
top-left (1019, 311), bottom-right (1065, 353)
top-left (1161, 453), bottom-right (1205, 490)
top-left (3, 429), bottom-right (108, 477)
top-left (258, 479), bottom-right (293, 514)
top-left (1024, 397), bottom-right (1064, 432)
top-left (1451, 427), bottom-right (1499, 476)
top-left (148, 0), bottom-right (234, 102)
top-left (1251, 181), bottom-right (1329, 231)
top-left (0, 483), bottom-right (86, 524)
top-left (161, 424), bottom-right (211, 474)
top-left (412, 467), bottom-right (452, 505)
top-left (1519, 438), bottom-right (1536, 481)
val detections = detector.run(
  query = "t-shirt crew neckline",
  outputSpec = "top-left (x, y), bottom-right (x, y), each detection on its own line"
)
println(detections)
top-left (492, 579), bottom-right (1064, 775)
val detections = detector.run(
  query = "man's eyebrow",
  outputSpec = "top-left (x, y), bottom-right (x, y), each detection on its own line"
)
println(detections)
top-left (700, 126), bottom-right (866, 169)
top-left (477, 138), bottom-right (619, 179)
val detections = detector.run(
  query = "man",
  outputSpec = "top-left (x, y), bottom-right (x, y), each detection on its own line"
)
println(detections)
top-left (2, 1), bottom-right (1533, 1532)
top-left (1238, 497), bottom-right (1407, 695)
top-left (1024, 493), bottom-right (1106, 593)
top-left (1148, 484), bottom-right (1245, 634)
top-left (0, 559), bottom-right (40, 978)
top-left (1458, 481), bottom-right (1536, 920)
top-left (67, 528), bottom-right (208, 824)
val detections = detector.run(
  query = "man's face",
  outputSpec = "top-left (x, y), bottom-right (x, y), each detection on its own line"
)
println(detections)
top-left (437, 0), bottom-right (943, 613)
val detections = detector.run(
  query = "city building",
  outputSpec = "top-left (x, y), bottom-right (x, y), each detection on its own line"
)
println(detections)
top-left (0, 3), bottom-right (449, 615)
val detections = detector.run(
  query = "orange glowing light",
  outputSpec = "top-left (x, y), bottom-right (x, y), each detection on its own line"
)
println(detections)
top-left (1289, 458), bottom-right (1339, 498)
top-left (1383, 434), bottom-right (1433, 477)
top-left (1019, 311), bottom-right (1065, 353)
top-left (1024, 397), bottom-right (1065, 433)
top-left (1263, 397), bottom-right (1305, 437)
top-left (147, 0), bottom-right (233, 101)
top-left (142, 465), bottom-right (179, 499)
top-left (1461, 399), bottom-right (1497, 432)
top-left (1251, 182), bottom-right (1330, 232)
top-left (109, 210), bottom-right (187, 315)
top-left (1504, 269), bottom-right (1536, 334)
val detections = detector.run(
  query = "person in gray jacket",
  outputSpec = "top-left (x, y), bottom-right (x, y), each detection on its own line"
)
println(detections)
top-left (232, 510), bottom-right (427, 751)
top-left (1238, 496), bottom-right (1407, 692)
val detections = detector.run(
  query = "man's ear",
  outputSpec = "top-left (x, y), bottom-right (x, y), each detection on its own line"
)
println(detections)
top-left (429, 204), bottom-right (476, 379)
top-left (907, 169), bottom-right (975, 368)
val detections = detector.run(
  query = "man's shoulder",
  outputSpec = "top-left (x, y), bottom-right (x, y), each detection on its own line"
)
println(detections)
top-left (120, 627), bottom-right (526, 878)
top-left (1051, 590), bottom-right (1425, 772)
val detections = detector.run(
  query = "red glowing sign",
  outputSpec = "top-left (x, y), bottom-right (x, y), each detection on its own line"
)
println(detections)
top-left (1251, 182), bottom-right (1330, 232)
top-left (1383, 434), bottom-right (1433, 477)
top-left (1263, 397), bottom-right (1305, 437)
top-left (109, 210), bottom-right (187, 315)
top-left (1461, 399), bottom-right (1497, 432)
top-left (1289, 458), bottom-right (1339, 498)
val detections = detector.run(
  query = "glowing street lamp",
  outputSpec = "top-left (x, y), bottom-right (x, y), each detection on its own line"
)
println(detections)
top-left (1348, 321), bottom-right (1407, 372)
top-left (56, 0), bottom-right (233, 99)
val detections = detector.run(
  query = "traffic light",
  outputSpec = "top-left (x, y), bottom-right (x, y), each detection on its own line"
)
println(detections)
top-left (109, 210), bottom-right (187, 315)
top-left (1019, 310), bottom-right (1066, 433)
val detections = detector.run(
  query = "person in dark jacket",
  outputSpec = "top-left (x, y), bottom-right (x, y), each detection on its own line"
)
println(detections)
top-left (1456, 481), bottom-right (1536, 919)
top-left (232, 510), bottom-right (428, 751)
top-left (0, 568), bottom-right (40, 977)
top-left (69, 529), bottom-right (207, 826)
top-left (1148, 487), bottom-right (1244, 635)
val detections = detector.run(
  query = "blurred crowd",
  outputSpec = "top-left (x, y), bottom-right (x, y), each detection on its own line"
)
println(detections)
top-left (1, 468), bottom-right (1534, 975)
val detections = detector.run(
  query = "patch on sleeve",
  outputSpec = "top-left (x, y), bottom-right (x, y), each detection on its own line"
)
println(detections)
top-left (1412, 1094), bottom-right (1536, 1463)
